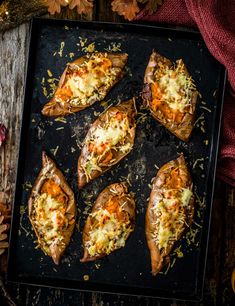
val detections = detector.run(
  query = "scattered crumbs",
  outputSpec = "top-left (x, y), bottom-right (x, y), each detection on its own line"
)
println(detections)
top-left (41, 77), bottom-right (45, 85)
top-left (204, 139), bottom-right (209, 146)
top-left (83, 274), bottom-right (89, 281)
top-left (55, 117), bottom-right (67, 123)
top-left (154, 164), bottom-right (159, 170)
top-left (94, 110), bottom-right (101, 116)
top-left (83, 42), bottom-right (95, 53)
top-left (195, 192), bottom-right (206, 209)
top-left (51, 145), bottom-right (59, 156)
top-left (31, 118), bottom-right (36, 123)
top-left (69, 52), bottom-right (75, 59)
top-left (71, 147), bottom-right (76, 153)
top-left (174, 246), bottom-right (184, 258)
top-left (101, 100), bottom-right (109, 108)
top-left (185, 228), bottom-right (199, 245)
top-left (64, 25), bottom-right (69, 30)
top-left (78, 37), bottom-right (87, 47)
top-left (168, 38), bottom-right (172, 42)
top-left (171, 257), bottom-right (176, 268)
top-left (22, 181), bottom-right (32, 190)
top-left (192, 158), bottom-right (204, 169)
top-left (148, 183), bottom-right (152, 189)
top-left (201, 101), bottom-right (206, 105)
top-left (137, 112), bottom-right (148, 125)
top-left (104, 42), bottom-right (122, 52)
top-left (47, 69), bottom-right (53, 77)
top-left (164, 262), bottom-right (171, 275)
top-left (124, 66), bottom-right (133, 78)
top-left (53, 268), bottom-right (58, 273)
top-left (139, 272), bottom-right (143, 276)
top-left (59, 41), bottom-right (65, 57)
top-left (194, 113), bottom-right (205, 127)
top-left (200, 126), bottom-right (206, 133)
top-left (200, 105), bottom-right (211, 113)
top-left (42, 86), bottom-right (48, 97)
top-left (213, 89), bottom-right (218, 98)
top-left (64, 168), bottom-right (69, 173)
top-left (194, 221), bottom-right (202, 228)
top-left (56, 127), bottom-right (64, 131)
top-left (199, 163), bottom-right (204, 171)
top-left (95, 263), bottom-right (101, 270)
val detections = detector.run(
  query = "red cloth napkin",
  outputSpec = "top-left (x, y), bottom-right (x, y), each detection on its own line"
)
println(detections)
top-left (136, 0), bottom-right (235, 186)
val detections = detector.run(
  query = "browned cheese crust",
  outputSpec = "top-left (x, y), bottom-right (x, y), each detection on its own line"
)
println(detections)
top-left (142, 50), bottom-right (198, 142)
top-left (81, 182), bottom-right (135, 262)
top-left (28, 152), bottom-right (76, 264)
top-left (145, 155), bottom-right (194, 276)
top-left (42, 52), bottom-right (128, 116)
top-left (77, 98), bottom-right (136, 189)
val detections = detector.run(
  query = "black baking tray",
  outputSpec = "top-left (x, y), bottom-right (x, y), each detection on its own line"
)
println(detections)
top-left (7, 17), bottom-right (226, 301)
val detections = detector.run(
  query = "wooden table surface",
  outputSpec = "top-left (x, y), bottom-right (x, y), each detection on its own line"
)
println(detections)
top-left (0, 2), bottom-right (235, 305)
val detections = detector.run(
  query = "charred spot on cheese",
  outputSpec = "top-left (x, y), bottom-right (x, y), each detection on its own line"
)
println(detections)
top-left (151, 59), bottom-right (196, 119)
top-left (55, 53), bottom-right (123, 107)
top-left (85, 200), bottom-right (133, 257)
top-left (31, 180), bottom-right (69, 255)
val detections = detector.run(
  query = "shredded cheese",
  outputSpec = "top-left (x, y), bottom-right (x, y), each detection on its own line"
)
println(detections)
top-left (152, 187), bottom-right (193, 249)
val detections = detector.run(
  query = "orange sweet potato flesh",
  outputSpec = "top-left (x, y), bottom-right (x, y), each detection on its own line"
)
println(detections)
top-left (145, 155), bottom-right (194, 276)
top-left (28, 152), bottom-right (76, 265)
top-left (77, 98), bottom-right (136, 189)
top-left (80, 182), bottom-right (135, 262)
top-left (42, 52), bottom-right (128, 117)
top-left (142, 50), bottom-right (198, 142)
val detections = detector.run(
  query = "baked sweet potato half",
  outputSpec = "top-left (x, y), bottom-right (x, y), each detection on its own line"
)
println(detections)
top-left (42, 52), bottom-right (128, 116)
top-left (77, 98), bottom-right (136, 189)
top-left (145, 155), bottom-right (194, 276)
top-left (28, 152), bottom-right (76, 264)
top-left (142, 50), bottom-right (198, 142)
top-left (81, 182), bottom-right (135, 262)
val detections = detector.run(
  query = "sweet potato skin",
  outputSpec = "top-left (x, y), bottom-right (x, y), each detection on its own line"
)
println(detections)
top-left (42, 53), bottom-right (128, 117)
top-left (145, 155), bottom-right (194, 276)
top-left (28, 151), bottom-right (76, 265)
top-left (142, 50), bottom-right (198, 142)
top-left (77, 98), bottom-right (136, 189)
top-left (80, 182), bottom-right (135, 262)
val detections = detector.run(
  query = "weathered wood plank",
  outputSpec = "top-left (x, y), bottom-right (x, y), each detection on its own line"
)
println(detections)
top-left (0, 23), bottom-right (29, 202)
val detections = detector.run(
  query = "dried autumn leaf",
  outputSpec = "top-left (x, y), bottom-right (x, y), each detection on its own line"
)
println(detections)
top-left (111, 0), bottom-right (140, 21)
top-left (69, 0), bottom-right (93, 18)
top-left (144, 0), bottom-right (163, 14)
top-left (44, 0), bottom-right (68, 15)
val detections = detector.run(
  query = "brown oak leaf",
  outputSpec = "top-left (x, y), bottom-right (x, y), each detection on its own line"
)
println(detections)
top-left (44, 0), bottom-right (69, 15)
top-left (144, 0), bottom-right (163, 14)
top-left (69, 0), bottom-right (93, 18)
top-left (111, 0), bottom-right (140, 21)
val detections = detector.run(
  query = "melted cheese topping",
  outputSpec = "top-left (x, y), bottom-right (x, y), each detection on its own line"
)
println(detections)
top-left (82, 113), bottom-right (133, 180)
top-left (33, 193), bottom-right (68, 254)
top-left (56, 54), bottom-right (121, 106)
top-left (92, 116), bottom-right (129, 147)
top-left (152, 188), bottom-right (193, 249)
top-left (85, 208), bottom-right (132, 257)
top-left (153, 62), bottom-right (196, 112)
